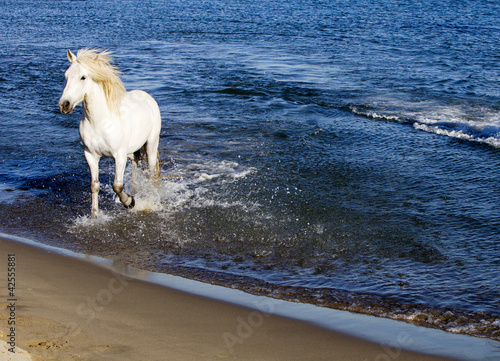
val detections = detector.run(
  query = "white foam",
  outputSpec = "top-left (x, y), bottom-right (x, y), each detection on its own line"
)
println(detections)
top-left (354, 97), bottom-right (500, 148)
top-left (85, 159), bottom-right (255, 219)
top-left (72, 211), bottom-right (116, 227)
top-left (350, 106), bottom-right (403, 122)
top-left (184, 160), bottom-right (256, 184)
top-left (130, 195), bottom-right (163, 213)
top-left (414, 122), bottom-right (500, 148)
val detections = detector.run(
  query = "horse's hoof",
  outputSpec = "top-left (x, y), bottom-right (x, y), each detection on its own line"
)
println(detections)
top-left (125, 197), bottom-right (135, 209)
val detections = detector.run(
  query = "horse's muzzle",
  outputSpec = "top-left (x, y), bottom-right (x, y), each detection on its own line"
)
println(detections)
top-left (59, 100), bottom-right (73, 114)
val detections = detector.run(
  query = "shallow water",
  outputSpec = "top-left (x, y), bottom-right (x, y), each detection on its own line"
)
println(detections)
top-left (0, 0), bottom-right (499, 340)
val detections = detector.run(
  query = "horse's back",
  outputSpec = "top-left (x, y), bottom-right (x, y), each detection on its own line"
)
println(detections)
top-left (120, 90), bottom-right (161, 152)
top-left (124, 90), bottom-right (161, 122)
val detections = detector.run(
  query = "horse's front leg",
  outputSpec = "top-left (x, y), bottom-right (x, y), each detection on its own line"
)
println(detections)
top-left (113, 154), bottom-right (135, 209)
top-left (84, 150), bottom-right (101, 218)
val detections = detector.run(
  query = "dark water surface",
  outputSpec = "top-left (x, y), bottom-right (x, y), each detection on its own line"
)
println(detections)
top-left (1, 0), bottom-right (499, 340)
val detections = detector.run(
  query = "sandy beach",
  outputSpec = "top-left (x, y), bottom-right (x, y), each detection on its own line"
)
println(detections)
top-left (0, 236), bottom-right (459, 361)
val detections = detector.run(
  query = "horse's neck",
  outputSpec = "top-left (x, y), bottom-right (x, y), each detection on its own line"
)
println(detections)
top-left (82, 84), bottom-right (117, 124)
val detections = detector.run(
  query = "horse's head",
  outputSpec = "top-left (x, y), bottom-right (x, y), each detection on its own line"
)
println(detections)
top-left (58, 50), bottom-right (91, 114)
top-left (58, 49), bottom-right (126, 115)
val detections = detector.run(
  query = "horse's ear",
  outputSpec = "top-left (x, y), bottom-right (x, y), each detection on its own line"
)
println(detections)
top-left (67, 50), bottom-right (77, 63)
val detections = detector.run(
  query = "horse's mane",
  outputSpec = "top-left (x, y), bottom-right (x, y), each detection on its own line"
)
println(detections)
top-left (76, 48), bottom-right (126, 114)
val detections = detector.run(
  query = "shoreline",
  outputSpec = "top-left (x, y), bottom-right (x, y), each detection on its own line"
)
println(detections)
top-left (0, 233), bottom-right (492, 360)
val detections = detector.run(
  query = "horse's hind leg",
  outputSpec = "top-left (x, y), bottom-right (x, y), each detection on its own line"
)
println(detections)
top-left (113, 154), bottom-right (135, 209)
top-left (145, 138), bottom-right (160, 179)
top-left (129, 151), bottom-right (140, 189)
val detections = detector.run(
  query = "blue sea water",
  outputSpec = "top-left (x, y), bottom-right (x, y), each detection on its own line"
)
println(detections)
top-left (0, 0), bottom-right (499, 341)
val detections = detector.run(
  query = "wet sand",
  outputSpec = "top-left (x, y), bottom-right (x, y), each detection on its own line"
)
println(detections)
top-left (0, 236), bottom-right (458, 361)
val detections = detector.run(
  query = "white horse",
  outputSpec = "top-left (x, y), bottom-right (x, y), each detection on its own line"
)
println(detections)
top-left (58, 48), bottom-right (161, 218)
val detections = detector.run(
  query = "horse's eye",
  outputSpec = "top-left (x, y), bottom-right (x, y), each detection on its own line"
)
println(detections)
top-left (81, 76), bottom-right (87, 80)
